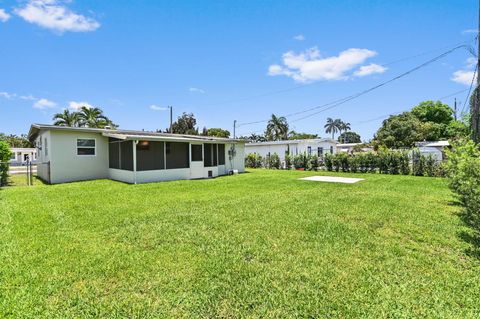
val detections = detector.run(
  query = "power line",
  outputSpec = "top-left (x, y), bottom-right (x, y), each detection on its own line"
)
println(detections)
top-left (203, 41), bottom-right (471, 112)
top-left (461, 63), bottom-right (478, 114)
top-left (237, 44), bottom-right (468, 127)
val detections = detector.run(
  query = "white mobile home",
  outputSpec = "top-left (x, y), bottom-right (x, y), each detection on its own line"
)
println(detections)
top-left (9, 148), bottom-right (37, 165)
top-left (28, 124), bottom-right (245, 184)
top-left (245, 139), bottom-right (338, 162)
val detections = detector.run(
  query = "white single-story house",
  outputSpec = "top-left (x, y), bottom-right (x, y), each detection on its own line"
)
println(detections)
top-left (28, 124), bottom-right (246, 184)
top-left (414, 140), bottom-right (450, 161)
top-left (9, 148), bottom-right (37, 165)
top-left (245, 138), bottom-right (338, 163)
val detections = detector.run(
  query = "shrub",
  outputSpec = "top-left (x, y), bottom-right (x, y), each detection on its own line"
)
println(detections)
top-left (348, 155), bottom-right (360, 173)
top-left (324, 153), bottom-right (333, 171)
top-left (306, 155), bottom-right (319, 171)
top-left (245, 153), bottom-right (263, 168)
top-left (446, 140), bottom-right (480, 223)
top-left (293, 153), bottom-right (307, 170)
top-left (268, 153), bottom-right (281, 169)
top-left (365, 152), bottom-right (378, 173)
top-left (399, 151), bottom-right (410, 175)
top-left (284, 154), bottom-right (292, 169)
top-left (332, 154), bottom-right (341, 172)
top-left (424, 154), bottom-right (438, 177)
top-left (0, 141), bottom-right (12, 186)
top-left (412, 150), bottom-right (426, 176)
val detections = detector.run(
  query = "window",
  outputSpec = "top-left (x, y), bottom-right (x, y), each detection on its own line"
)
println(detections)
top-left (307, 146), bottom-right (312, 155)
top-left (191, 144), bottom-right (203, 161)
top-left (10, 153), bottom-right (16, 160)
top-left (77, 138), bottom-right (95, 156)
top-left (318, 147), bottom-right (323, 157)
top-left (330, 146), bottom-right (334, 154)
top-left (44, 138), bottom-right (48, 157)
top-left (218, 144), bottom-right (225, 165)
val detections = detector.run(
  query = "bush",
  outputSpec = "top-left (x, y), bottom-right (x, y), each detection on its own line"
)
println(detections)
top-left (348, 155), bottom-right (360, 173)
top-left (399, 151), bottom-right (410, 175)
top-left (446, 141), bottom-right (480, 217)
top-left (293, 153), bottom-right (307, 169)
top-left (245, 153), bottom-right (263, 168)
top-left (285, 154), bottom-right (292, 169)
top-left (324, 153), bottom-right (333, 171)
top-left (0, 141), bottom-right (12, 186)
top-left (424, 154), bottom-right (438, 177)
top-left (268, 153), bottom-right (281, 169)
top-left (306, 155), bottom-right (319, 171)
top-left (412, 150), bottom-right (426, 176)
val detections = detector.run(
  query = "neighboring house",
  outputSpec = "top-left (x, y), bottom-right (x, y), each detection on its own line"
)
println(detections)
top-left (245, 139), bottom-right (338, 164)
top-left (28, 124), bottom-right (245, 184)
top-left (414, 140), bottom-right (450, 161)
top-left (9, 148), bottom-right (37, 165)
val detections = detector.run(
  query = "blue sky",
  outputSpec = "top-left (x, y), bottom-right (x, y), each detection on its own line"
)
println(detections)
top-left (0, 0), bottom-right (478, 140)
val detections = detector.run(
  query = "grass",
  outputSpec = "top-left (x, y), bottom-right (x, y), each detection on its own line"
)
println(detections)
top-left (1, 169), bottom-right (479, 318)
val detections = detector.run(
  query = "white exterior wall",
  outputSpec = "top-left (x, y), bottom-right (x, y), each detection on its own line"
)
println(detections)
top-left (226, 143), bottom-right (245, 173)
top-left (9, 148), bottom-right (37, 165)
top-left (49, 131), bottom-right (109, 184)
top-left (35, 131), bottom-right (51, 183)
top-left (418, 147), bottom-right (444, 161)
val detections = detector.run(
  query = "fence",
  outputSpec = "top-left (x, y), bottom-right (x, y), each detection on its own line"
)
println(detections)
top-left (0, 160), bottom-right (46, 186)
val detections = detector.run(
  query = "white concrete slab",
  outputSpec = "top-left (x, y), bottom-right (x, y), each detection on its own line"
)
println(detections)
top-left (299, 176), bottom-right (364, 184)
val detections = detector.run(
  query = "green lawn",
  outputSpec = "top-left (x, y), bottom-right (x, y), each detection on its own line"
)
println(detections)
top-left (1, 169), bottom-right (479, 318)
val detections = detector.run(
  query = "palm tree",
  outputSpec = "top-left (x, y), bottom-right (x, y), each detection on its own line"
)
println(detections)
top-left (324, 118), bottom-right (342, 139)
top-left (338, 121), bottom-right (351, 142)
top-left (265, 114), bottom-right (289, 141)
top-left (52, 109), bottom-right (80, 127)
top-left (78, 106), bottom-right (115, 128)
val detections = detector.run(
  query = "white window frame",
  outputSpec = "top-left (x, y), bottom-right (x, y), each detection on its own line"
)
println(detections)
top-left (76, 138), bottom-right (96, 157)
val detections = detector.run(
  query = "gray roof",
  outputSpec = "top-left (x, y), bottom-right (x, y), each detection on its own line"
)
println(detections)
top-left (28, 124), bottom-right (246, 143)
top-left (246, 138), bottom-right (337, 146)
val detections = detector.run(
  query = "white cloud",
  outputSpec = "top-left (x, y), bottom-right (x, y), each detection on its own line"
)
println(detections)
top-left (69, 101), bottom-right (93, 110)
top-left (19, 95), bottom-right (37, 101)
top-left (0, 9), bottom-right (10, 22)
top-left (268, 47), bottom-right (381, 82)
top-left (0, 91), bottom-right (15, 99)
top-left (149, 105), bottom-right (169, 111)
top-left (353, 63), bottom-right (387, 77)
top-left (462, 29), bottom-right (478, 34)
top-left (451, 58), bottom-right (478, 86)
top-left (452, 70), bottom-right (477, 86)
top-left (293, 34), bottom-right (305, 41)
top-left (189, 87), bottom-right (205, 94)
top-left (15, 0), bottom-right (100, 33)
top-left (33, 98), bottom-right (56, 109)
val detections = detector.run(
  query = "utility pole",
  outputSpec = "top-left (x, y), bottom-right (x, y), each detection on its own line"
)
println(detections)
top-left (454, 98), bottom-right (457, 121)
top-left (169, 106), bottom-right (173, 133)
top-left (233, 120), bottom-right (237, 139)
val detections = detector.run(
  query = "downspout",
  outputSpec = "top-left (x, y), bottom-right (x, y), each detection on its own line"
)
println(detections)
top-left (133, 140), bottom-right (138, 184)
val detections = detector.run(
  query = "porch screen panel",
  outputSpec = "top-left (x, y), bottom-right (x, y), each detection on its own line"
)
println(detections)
top-left (191, 144), bottom-right (203, 161)
top-left (137, 141), bottom-right (164, 171)
top-left (120, 141), bottom-right (134, 171)
top-left (204, 143), bottom-right (213, 167)
top-left (213, 144), bottom-right (218, 166)
top-left (218, 144), bottom-right (225, 165)
top-left (109, 138), bottom-right (120, 169)
top-left (166, 142), bottom-right (189, 169)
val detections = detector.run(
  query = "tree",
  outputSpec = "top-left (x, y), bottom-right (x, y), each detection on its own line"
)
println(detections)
top-left (0, 140), bottom-right (12, 186)
top-left (239, 133), bottom-right (266, 142)
top-left (265, 114), bottom-right (289, 141)
top-left (374, 112), bottom-right (423, 148)
top-left (52, 109), bottom-right (80, 127)
top-left (411, 100), bottom-right (453, 125)
top-left (470, 86), bottom-right (480, 142)
top-left (169, 112), bottom-right (199, 135)
top-left (324, 118), bottom-right (342, 139)
top-left (338, 131), bottom-right (361, 143)
top-left (288, 131), bottom-right (318, 140)
top-left (0, 133), bottom-right (33, 148)
top-left (203, 128), bottom-right (230, 138)
top-left (78, 106), bottom-right (115, 128)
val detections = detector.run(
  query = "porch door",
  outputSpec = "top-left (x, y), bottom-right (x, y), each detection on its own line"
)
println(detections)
top-left (190, 143), bottom-right (204, 179)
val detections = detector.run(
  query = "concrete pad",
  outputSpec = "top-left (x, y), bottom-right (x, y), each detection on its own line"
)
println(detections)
top-left (299, 176), bottom-right (364, 184)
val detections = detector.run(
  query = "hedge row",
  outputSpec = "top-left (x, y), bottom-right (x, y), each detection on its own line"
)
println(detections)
top-left (446, 140), bottom-right (480, 224)
top-left (245, 149), bottom-right (444, 177)
top-left (0, 141), bottom-right (11, 186)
